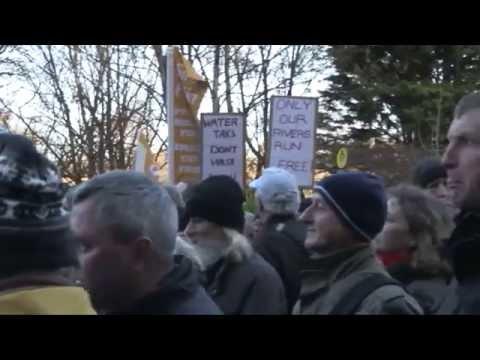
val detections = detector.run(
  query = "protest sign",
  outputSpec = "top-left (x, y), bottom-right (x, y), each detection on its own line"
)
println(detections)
top-left (268, 96), bottom-right (317, 187)
top-left (200, 113), bottom-right (245, 187)
top-left (167, 47), bottom-right (208, 184)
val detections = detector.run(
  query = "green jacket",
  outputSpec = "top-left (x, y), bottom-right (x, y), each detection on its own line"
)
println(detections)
top-left (294, 245), bottom-right (423, 315)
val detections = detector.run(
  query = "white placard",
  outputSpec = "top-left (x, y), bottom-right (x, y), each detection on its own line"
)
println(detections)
top-left (201, 114), bottom-right (245, 187)
top-left (268, 96), bottom-right (317, 187)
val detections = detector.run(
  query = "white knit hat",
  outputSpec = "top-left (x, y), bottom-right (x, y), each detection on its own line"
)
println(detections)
top-left (249, 167), bottom-right (300, 214)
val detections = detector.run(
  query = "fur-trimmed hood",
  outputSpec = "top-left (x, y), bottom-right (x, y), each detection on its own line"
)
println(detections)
top-left (222, 229), bottom-right (254, 264)
top-left (176, 231), bottom-right (254, 271)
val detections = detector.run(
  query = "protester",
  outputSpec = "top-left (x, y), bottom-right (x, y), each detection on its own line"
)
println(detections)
top-left (412, 157), bottom-right (457, 211)
top-left (295, 172), bottom-right (423, 314)
top-left (374, 184), bottom-right (458, 314)
top-left (184, 175), bottom-right (287, 314)
top-left (0, 133), bottom-right (95, 314)
top-left (249, 167), bottom-right (308, 313)
top-left (70, 170), bottom-right (221, 315)
top-left (442, 91), bottom-right (480, 314)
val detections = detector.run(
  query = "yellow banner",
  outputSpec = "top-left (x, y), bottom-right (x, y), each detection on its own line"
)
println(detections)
top-left (170, 47), bottom-right (208, 184)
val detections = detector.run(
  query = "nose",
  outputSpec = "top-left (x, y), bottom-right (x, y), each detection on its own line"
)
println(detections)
top-left (436, 183), bottom-right (449, 199)
top-left (300, 204), bottom-right (313, 223)
top-left (184, 221), bottom-right (196, 242)
top-left (442, 143), bottom-right (457, 170)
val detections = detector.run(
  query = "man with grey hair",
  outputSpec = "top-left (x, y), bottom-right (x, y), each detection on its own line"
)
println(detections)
top-left (249, 167), bottom-right (308, 313)
top-left (442, 91), bottom-right (480, 313)
top-left (70, 170), bottom-right (221, 314)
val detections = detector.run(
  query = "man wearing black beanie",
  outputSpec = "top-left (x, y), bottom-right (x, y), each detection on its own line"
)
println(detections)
top-left (184, 175), bottom-right (287, 314)
top-left (294, 171), bottom-right (423, 314)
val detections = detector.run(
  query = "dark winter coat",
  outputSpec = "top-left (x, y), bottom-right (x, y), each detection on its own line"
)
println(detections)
top-left (110, 255), bottom-right (222, 315)
top-left (294, 245), bottom-right (423, 315)
top-left (253, 214), bottom-right (308, 313)
top-left (388, 263), bottom-right (459, 314)
top-left (444, 211), bottom-right (480, 314)
top-left (202, 235), bottom-right (287, 315)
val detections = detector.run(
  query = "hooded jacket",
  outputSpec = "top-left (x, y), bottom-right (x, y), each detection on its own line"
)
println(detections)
top-left (294, 245), bottom-right (423, 315)
top-left (110, 255), bottom-right (222, 315)
top-left (202, 233), bottom-right (287, 315)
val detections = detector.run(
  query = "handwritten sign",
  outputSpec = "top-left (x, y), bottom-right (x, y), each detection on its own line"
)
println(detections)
top-left (268, 96), bottom-right (317, 187)
top-left (201, 113), bottom-right (245, 187)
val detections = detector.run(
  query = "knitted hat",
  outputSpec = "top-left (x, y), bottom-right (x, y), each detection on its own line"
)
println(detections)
top-left (185, 175), bottom-right (245, 232)
top-left (0, 134), bottom-right (76, 276)
top-left (314, 172), bottom-right (387, 242)
top-left (412, 158), bottom-right (447, 188)
top-left (0, 133), bottom-right (67, 229)
top-left (249, 167), bottom-right (300, 214)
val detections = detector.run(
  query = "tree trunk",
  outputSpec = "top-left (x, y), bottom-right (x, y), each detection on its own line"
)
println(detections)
top-left (212, 45), bottom-right (221, 113)
top-left (224, 45), bottom-right (233, 113)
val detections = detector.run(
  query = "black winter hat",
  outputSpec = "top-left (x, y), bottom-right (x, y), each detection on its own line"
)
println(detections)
top-left (412, 158), bottom-right (447, 189)
top-left (314, 172), bottom-right (387, 242)
top-left (186, 175), bottom-right (245, 232)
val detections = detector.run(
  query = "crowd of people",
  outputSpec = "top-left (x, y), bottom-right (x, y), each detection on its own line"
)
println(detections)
top-left (0, 91), bottom-right (480, 315)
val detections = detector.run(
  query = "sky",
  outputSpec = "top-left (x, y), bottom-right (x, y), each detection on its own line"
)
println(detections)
top-left (0, 45), bottom-right (334, 152)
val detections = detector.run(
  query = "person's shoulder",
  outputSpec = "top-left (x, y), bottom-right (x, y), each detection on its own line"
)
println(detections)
top-left (170, 287), bottom-right (223, 315)
top-left (237, 252), bottom-right (283, 283)
top-left (360, 283), bottom-right (424, 315)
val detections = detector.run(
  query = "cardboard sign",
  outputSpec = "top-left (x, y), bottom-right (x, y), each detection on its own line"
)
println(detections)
top-left (268, 96), bottom-right (317, 187)
top-left (201, 113), bottom-right (245, 187)
top-left (167, 47), bottom-right (208, 184)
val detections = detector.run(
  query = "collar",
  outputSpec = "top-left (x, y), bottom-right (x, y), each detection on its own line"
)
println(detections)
top-left (109, 256), bottom-right (199, 314)
top-left (266, 214), bottom-right (296, 227)
top-left (0, 272), bottom-right (73, 294)
top-left (445, 211), bottom-right (480, 283)
top-left (302, 244), bottom-right (377, 291)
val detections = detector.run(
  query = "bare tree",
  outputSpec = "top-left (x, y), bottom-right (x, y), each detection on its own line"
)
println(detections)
top-left (0, 45), bottom-right (166, 183)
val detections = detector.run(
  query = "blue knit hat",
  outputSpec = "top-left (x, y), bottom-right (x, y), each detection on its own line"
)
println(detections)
top-left (314, 172), bottom-right (387, 242)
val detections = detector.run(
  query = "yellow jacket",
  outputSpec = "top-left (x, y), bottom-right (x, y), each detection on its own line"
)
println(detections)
top-left (0, 286), bottom-right (96, 315)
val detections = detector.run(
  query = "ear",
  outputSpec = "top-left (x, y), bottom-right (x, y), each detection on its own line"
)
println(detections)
top-left (131, 237), bottom-right (153, 270)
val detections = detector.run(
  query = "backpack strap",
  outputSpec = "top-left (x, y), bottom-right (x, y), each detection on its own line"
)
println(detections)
top-left (329, 272), bottom-right (403, 315)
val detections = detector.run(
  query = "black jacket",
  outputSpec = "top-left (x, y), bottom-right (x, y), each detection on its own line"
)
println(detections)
top-left (110, 255), bottom-right (222, 315)
top-left (202, 238), bottom-right (287, 315)
top-left (388, 263), bottom-right (459, 314)
top-left (253, 214), bottom-right (308, 313)
top-left (444, 211), bottom-right (480, 314)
